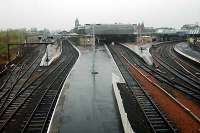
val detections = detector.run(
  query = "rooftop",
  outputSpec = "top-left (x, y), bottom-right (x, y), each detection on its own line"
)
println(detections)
top-left (82, 24), bottom-right (136, 35)
top-left (187, 27), bottom-right (200, 35)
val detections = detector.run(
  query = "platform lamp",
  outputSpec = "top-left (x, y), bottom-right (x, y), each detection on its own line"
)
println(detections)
top-left (46, 36), bottom-right (54, 63)
top-left (46, 37), bottom-right (51, 63)
top-left (7, 29), bottom-right (10, 62)
top-left (45, 43), bottom-right (49, 63)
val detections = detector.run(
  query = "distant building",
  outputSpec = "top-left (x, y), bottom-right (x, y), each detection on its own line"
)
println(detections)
top-left (154, 28), bottom-right (186, 41)
top-left (30, 28), bottom-right (37, 33)
top-left (77, 26), bottom-right (86, 34)
top-left (83, 24), bottom-right (136, 35)
top-left (72, 22), bottom-right (138, 43)
top-left (155, 28), bottom-right (176, 35)
top-left (137, 22), bottom-right (145, 33)
top-left (181, 24), bottom-right (199, 30)
top-left (135, 23), bottom-right (155, 36)
top-left (144, 27), bottom-right (155, 34)
top-left (58, 30), bottom-right (69, 35)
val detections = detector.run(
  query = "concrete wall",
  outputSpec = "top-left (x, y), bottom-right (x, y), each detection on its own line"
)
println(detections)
top-left (79, 36), bottom-right (95, 46)
top-left (136, 36), bottom-right (152, 44)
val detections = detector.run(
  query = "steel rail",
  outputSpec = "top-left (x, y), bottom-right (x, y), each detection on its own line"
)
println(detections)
top-left (117, 43), bottom-right (200, 101)
top-left (108, 45), bottom-right (176, 133)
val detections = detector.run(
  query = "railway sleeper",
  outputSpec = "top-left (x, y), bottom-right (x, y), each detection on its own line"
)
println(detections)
top-left (28, 124), bottom-right (42, 128)
top-left (26, 128), bottom-right (41, 132)
top-left (36, 109), bottom-right (49, 113)
top-left (134, 91), bottom-right (145, 94)
top-left (142, 105), bottom-right (155, 109)
top-left (154, 128), bottom-right (170, 133)
top-left (150, 120), bottom-right (165, 124)
top-left (40, 102), bottom-right (51, 105)
top-left (30, 120), bottom-right (44, 123)
top-left (148, 117), bottom-right (162, 121)
top-left (145, 109), bottom-right (156, 113)
top-left (7, 106), bottom-right (18, 110)
top-left (145, 112), bottom-right (158, 116)
top-left (38, 108), bottom-right (50, 112)
top-left (146, 114), bottom-right (160, 118)
top-left (29, 119), bottom-right (45, 124)
top-left (32, 116), bottom-right (46, 119)
top-left (4, 108), bottom-right (14, 112)
top-left (34, 113), bottom-right (45, 117)
top-left (137, 97), bottom-right (148, 101)
top-left (140, 103), bottom-right (152, 106)
top-left (152, 124), bottom-right (169, 129)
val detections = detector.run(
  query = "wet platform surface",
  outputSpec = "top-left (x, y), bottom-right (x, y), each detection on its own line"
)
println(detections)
top-left (175, 42), bottom-right (200, 63)
top-left (49, 45), bottom-right (123, 133)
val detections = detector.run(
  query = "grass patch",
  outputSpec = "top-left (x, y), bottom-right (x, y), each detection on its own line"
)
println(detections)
top-left (0, 44), bottom-right (7, 54)
top-left (0, 29), bottom-right (26, 54)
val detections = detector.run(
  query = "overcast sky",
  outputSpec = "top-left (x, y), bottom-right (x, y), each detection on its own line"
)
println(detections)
top-left (0, 0), bottom-right (200, 30)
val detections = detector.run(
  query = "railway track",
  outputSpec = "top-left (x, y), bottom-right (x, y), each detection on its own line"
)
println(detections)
top-left (169, 44), bottom-right (200, 78)
top-left (108, 44), bottom-right (177, 133)
top-left (152, 43), bottom-right (200, 83)
top-left (117, 83), bottom-right (152, 133)
top-left (115, 43), bottom-right (200, 102)
top-left (0, 40), bottom-right (79, 132)
top-left (0, 53), bottom-right (44, 111)
top-left (0, 45), bottom-right (44, 88)
top-left (0, 44), bottom-right (44, 89)
top-left (21, 44), bottom-right (78, 132)
top-left (150, 43), bottom-right (200, 102)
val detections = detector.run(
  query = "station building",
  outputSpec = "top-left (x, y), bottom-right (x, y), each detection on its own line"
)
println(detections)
top-left (75, 23), bottom-right (137, 44)
top-left (154, 28), bottom-right (187, 41)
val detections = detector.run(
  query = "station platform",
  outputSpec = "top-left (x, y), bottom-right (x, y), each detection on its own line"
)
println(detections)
top-left (174, 42), bottom-right (200, 64)
top-left (40, 41), bottom-right (62, 66)
top-left (48, 45), bottom-right (123, 133)
top-left (122, 43), bottom-right (154, 65)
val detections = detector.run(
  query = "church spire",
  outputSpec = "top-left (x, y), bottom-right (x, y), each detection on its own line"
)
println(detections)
top-left (75, 18), bottom-right (79, 28)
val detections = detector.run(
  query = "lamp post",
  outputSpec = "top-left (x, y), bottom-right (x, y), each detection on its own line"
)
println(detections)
top-left (92, 24), bottom-right (95, 74)
top-left (46, 36), bottom-right (52, 63)
top-left (92, 24), bottom-right (95, 46)
top-left (92, 24), bottom-right (98, 75)
top-left (7, 30), bottom-right (10, 62)
top-left (45, 43), bottom-right (49, 63)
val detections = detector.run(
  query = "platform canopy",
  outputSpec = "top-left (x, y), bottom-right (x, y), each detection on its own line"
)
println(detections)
top-left (83, 24), bottom-right (136, 35)
top-left (187, 27), bottom-right (200, 35)
top-left (155, 28), bottom-right (177, 35)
